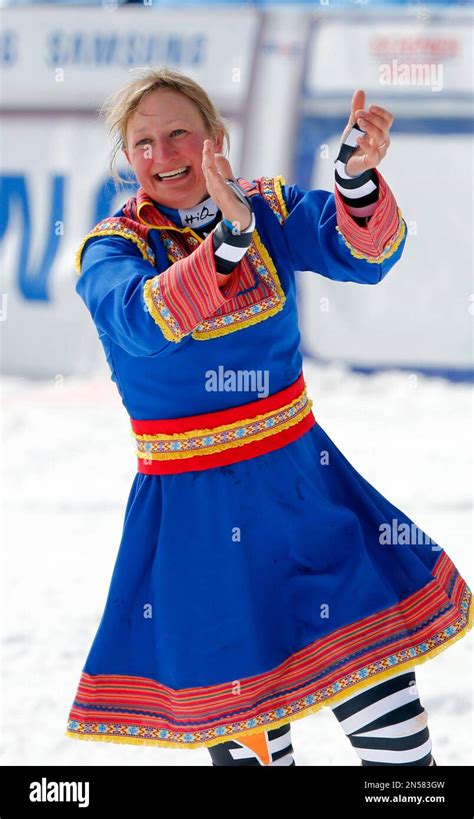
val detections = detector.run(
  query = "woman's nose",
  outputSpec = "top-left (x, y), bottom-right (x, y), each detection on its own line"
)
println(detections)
top-left (153, 137), bottom-right (180, 166)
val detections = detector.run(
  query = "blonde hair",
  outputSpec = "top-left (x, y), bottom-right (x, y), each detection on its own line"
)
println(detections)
top-left (100, 67), bottom-right (231, 186)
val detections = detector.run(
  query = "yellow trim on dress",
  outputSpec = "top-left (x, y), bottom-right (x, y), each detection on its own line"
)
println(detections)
top-left (273, 174), bottom-right (289, 220)
top-left (142, 276), bottom-right (183, 343)
top-left (64, 598), bottom-right (473, 750)
top-left (336, 208), bottom-right (406, 264)
top-left (75, 227), bottom-right (156, 276)
top-left (131, 392), bottom-right (313, 461)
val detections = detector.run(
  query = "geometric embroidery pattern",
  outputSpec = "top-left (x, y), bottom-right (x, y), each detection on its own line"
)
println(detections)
top-left (65, 552), bottom-right (472, 750)
top-left (132, 388), bottom-right (313, 462)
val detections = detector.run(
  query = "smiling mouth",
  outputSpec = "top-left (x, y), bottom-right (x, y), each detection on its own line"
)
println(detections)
top-left (154, 166), bottom-right (190, 182)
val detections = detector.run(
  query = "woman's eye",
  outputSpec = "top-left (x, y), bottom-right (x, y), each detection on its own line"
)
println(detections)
top-left (136, 138), bottom-right (152, 146)
top-left (171, 129), bottom-right (186, 137)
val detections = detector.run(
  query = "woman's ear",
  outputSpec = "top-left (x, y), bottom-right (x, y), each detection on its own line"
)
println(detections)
top-left (122, 145), bottom-right (130, 165)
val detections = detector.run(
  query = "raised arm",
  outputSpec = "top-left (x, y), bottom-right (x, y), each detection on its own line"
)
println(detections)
top-left (280, 90), bottom-right (407, 285)
top-left (280, 170), bottom-right (406, 285)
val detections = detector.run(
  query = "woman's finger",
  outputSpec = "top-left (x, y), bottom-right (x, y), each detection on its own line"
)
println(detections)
top-left (202, 144), bottom-right (222, 190)
top-left (355, 110), bottom-right (390, 134)
top-left (204, 162), bottom-right (228, 189)
top-left (367, 105), bottom-right (394, 127)
top-left (214, 154), bottom-right (235, 181)
top-left (202, 160), bottom-right (236, 210)
top-left (202, 141), bottom-right (216, 169)
top-left (202, 139), bottom-right (217, 167)
top-left (356, 116), bottom-right (385, 145)
top-left (356, 133), bottom-right (389, 163)
top-left (203, 147), bottom-right (237, 198)
top-left (202, 139), bottom-right (246, 220)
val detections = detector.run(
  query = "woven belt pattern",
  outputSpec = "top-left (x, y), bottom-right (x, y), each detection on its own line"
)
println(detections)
top-left (130, 372), bottom-right (316, 474)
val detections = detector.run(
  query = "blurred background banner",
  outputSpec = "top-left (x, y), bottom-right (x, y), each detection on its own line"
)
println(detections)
top-left (0, 2), bottom-right (472, 379)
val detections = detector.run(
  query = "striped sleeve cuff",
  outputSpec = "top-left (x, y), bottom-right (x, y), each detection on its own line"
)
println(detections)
top-left (143, 232), bottom-right (242, 342)
top-left (335, 165), bottom-right (379, 224)
top-left (334, 167), bottom-right (406, 263)
top-left (213, 211), bottom-right (256, 275)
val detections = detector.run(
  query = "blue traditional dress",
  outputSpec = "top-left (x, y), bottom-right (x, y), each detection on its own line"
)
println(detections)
top-left (65, 170), bottom-right (472, 751)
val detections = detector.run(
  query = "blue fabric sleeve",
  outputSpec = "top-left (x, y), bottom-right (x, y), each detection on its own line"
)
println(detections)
top-left (76, 235), bottom-right (176, 358)
top-left (280, 184), bottom-right (407, 285)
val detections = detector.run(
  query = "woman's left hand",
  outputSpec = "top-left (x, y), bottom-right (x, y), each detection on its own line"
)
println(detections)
top-left (340, 89), bottom-right (394, 176)
top-left (202, 140), bottom-right (252, 231)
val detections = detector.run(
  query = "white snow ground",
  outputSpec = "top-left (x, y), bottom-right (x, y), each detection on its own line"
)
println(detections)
top-left (1, 359), bottom-right (472, 767)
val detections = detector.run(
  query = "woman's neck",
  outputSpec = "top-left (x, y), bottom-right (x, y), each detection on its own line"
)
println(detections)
top-left (154, 193), bottom-right (220, 229)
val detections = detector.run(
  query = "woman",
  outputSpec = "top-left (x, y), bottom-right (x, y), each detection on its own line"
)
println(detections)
top-left (66, 68), bottom-right (472, 766)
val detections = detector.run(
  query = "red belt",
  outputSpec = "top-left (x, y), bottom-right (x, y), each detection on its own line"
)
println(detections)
top-left (130, 371), bottom-right (316, 475)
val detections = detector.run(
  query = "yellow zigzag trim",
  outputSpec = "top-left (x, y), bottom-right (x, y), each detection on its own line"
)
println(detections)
top-left (336, 208), bottom-right (406, 264)
top-left (64, 595), bottom-right (473, 751)
top-left (272, 174), bottom-right (289, 220)
top-left (142, 276), bottom-right (183, 342)
top-left (132, 397), bottom-right (314, 461)
top-left (75, 228), bottom-right (156, 276)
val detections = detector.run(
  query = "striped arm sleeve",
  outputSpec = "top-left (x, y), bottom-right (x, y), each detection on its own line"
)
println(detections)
top-left (334, 122), bottom-right (379, 227)
top-left (143, 231), bottom-right (242, 342)
top-left (212, 211), bottom-right (256, 276)
top-left (334, 166), bottom-right (405, 262)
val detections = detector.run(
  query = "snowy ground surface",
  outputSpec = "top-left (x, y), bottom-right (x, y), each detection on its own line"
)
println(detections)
top-left (1, 360), bottom-right (472, 766)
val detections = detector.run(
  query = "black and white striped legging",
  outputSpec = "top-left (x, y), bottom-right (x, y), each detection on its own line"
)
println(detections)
top-left (207, 669), bottom-right (436, 766)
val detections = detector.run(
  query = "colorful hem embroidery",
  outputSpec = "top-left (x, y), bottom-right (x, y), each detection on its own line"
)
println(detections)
top-left (65, 551), bottom-right (472, 750)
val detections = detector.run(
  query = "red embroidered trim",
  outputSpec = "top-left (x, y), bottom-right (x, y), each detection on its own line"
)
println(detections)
top-left (334, 168), bottom-right (401, 258)
top-left (135, 414), bottom-right (315, 475)
top-left (144, 233), bottom-right (236, 339)
top-left (130, 372), bottom-right (316, 474)
top-left (65, 551), bottom-right (472, 748)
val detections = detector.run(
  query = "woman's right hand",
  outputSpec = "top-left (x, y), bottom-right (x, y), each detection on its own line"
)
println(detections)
top-left (201, 139), bottom-right (252, 232)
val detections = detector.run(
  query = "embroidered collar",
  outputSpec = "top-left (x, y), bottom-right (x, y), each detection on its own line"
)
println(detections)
top-left (134, 187), bottom-right (220, 230)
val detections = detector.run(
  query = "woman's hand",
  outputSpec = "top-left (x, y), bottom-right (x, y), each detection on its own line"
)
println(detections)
top-left (202, 139), bottom-right (251, 231)
top-left (341, 89), bottom-right (394, 176)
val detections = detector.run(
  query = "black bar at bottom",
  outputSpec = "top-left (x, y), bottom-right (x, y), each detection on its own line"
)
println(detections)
top-left (0, 764), bottom-right (473, 815)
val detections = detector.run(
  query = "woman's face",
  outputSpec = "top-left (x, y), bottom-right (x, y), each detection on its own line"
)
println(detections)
top-left (123, 88), bottom-right (223, 210)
